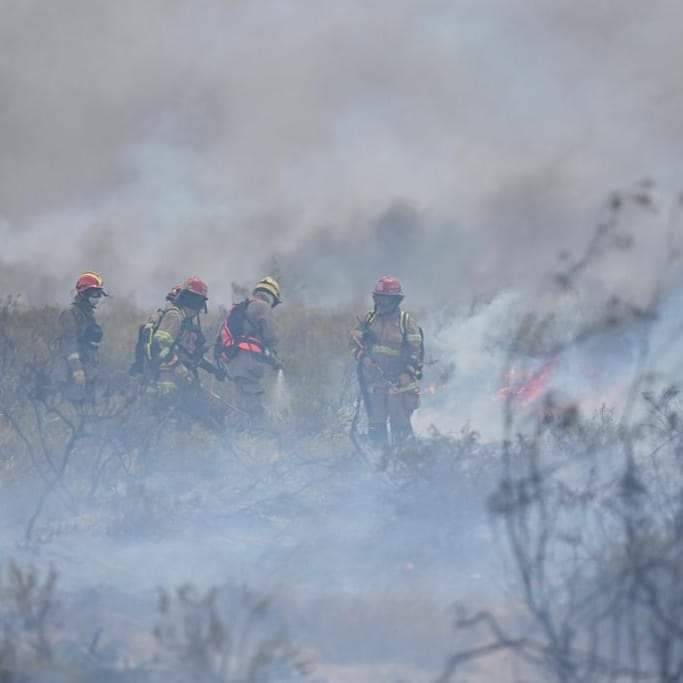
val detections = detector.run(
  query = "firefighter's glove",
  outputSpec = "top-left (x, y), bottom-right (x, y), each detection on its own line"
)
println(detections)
top-left (397, 373), bottom-right (421, 393)
top-left (174, 364), bottom-right (193, 384)
top-left (361, 356), bottom-right (375, 371)
top-left (398, 373), bottom-right (412, 387)
top-left (406, 364), bottom-right (423, 381)
top-left (262, 349), bottom-right (281, 370)
top-left (157, 381), bottom-right (177, 396)
top-left (72, 369), bottom-right (86, 386)
top-left (214, 366), bottom-right (227, 382)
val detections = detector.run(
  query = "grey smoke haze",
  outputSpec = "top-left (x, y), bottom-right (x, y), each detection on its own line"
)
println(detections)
top-left (5, 6), bottom-right (683, 678)
top-left (2, 0), bottom-right (683, 304)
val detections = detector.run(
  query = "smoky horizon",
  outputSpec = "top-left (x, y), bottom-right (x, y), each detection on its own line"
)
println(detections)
top-left (3, 1), bottom-right (683, 307)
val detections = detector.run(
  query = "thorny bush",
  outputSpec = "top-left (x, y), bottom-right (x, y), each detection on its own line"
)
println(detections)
top-left (0, 563), bottom-right (311, 683)
top-left (439, 183), bottom-right (683, 682)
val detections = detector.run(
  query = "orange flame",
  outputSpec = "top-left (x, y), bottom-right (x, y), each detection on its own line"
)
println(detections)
top-left (497, 361), bottom-right (554, 406)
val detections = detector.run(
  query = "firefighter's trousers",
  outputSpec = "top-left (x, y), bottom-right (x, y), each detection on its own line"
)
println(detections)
top-left (362, 376), bottom-right (419, 447)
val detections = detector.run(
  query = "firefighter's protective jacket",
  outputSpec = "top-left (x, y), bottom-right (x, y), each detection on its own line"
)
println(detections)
top-left (58, 300), bottom-right (100, 376)
top-left (240, 292), bottom-right (279, 353)
top-left (351, 308), bottom-right (423, 389)
top-left (152, 305), bottom-right (204, 375)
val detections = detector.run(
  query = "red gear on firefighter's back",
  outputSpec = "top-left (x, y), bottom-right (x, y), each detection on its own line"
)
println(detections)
top-left (215, 277), bottom-right (280, 364)
top-left (215, 277), bottom-right (281, 418)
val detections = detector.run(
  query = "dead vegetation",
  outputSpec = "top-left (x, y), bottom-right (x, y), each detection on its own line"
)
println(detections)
top-left (0, 562), bottom-right (313, 683)
top-left (0, 275), bottom-right (485, 681)
top-left (439, 184), bottom-right (683, 682)
top-left (5, 185), bottom-right (683, 681)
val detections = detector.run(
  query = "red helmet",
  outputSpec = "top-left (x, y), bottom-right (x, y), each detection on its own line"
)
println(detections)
top-left (75, 271), bottom-right (108, 296)
top-left (181, 276), bottom-right (208, 299)
top-left (373, 275), bottom-right (404, 297)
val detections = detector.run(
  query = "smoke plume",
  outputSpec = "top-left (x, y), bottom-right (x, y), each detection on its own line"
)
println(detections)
top-left (2, 0), bottom-right (683, 306)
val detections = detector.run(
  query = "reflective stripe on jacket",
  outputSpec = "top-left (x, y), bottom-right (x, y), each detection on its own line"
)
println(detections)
top-left (351, 308), bottom-right (423, 382)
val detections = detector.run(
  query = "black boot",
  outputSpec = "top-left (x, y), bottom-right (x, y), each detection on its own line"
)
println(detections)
top-left (391, 424), bottom-right (414, 447)
top-left (367, 423), bottom-right (389, 450)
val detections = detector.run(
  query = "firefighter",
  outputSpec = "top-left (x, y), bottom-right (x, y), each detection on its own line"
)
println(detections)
top-left (146, 276), bottom-right (220, 397)
top-left (351, 276), bottom-right (424, 448)
top-left (215, 276), bottom-right (282, 418)
top-left (58, 272), bottom-right (108, 403)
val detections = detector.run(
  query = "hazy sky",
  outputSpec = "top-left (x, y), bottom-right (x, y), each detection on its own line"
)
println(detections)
top-left (2, 0), bottom-right (683, 304)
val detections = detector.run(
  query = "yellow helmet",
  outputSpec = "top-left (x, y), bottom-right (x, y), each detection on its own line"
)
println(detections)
top-left (254, 276), bottom-right (282, 304)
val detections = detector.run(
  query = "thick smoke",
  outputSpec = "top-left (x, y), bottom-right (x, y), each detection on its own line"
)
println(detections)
top-left (3, 4), bottom-right (683, 680)
top-left (3, 0), bottom-right (683, 305)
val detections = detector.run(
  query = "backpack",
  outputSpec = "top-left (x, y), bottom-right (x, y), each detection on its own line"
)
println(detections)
top-left (129, 306), bottom-right (181, 377)
top-left (214, 300), bottom-right (250, 362)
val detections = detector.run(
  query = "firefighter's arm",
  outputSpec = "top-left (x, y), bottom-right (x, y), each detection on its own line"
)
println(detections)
top-left (198, 357), bottom-right (227, 380)
top-left (190, 329), bottom-right (226, 378)
top-left (252, 300), bottom-right (279, 350)
top-left (152, 309), bottom-right (182, 364)
top-left (403, 315), bottom-right (424, 380)
top-left (58, 309), bottom-right (84, 374)
top-left (263, 313), bottom-right (279, 351)
top-left (350, 319), bottom-right (366, 360)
